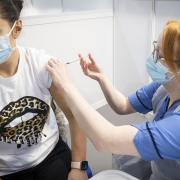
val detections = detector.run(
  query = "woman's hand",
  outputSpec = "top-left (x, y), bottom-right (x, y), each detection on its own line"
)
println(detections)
top-left (68, 169), bottom-right (88, 180)
top-left (46, 59), bottom-right (73, 92)
top-left (79, 54), bottom-right (105, 82)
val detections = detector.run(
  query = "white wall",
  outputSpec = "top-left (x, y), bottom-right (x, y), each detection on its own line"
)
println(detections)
top-left (114, 0), bottom-right (180, 95)
top-left (18, 12), bottom-right (114, 108)
top-left (114, 0), bottom-right (153, 95)
top-left (155, 0), bottom-right (180, 38)
top-left (22, 0), bottom-right (113, 17)
top-left (63, 0), bottom-right (113, 12)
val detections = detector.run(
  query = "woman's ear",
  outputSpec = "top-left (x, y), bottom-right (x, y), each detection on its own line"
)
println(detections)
top-left (12, 20), bottom-right (22, 39)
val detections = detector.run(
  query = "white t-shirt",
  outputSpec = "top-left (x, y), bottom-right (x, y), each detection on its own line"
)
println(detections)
top-left (0, 46), bottom-right (59, 176)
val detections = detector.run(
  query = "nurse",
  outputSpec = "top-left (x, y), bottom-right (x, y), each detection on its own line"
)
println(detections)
top-left (47, 20), bottom-right (180, 180)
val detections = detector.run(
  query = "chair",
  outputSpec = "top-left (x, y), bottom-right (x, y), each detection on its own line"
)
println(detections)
top-left (90, 170), bottom-right (139, 180)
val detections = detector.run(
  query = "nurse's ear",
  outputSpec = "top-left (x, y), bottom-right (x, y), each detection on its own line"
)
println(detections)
top-left (12, 20), bottom-right (22, 39)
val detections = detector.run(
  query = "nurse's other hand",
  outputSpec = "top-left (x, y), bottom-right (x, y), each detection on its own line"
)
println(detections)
top-left (46, 59), bottom-right (73, 91)
top-left (79, 54), bottom-right (105, 82)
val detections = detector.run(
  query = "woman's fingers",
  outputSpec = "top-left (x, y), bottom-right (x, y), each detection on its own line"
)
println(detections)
top-left (47, 59), bottom-right (65, 75)
top-left (48, 58), bottom-right (64, 68)
top-left (80, 58), bottom-right (83, 68)
top-left (88, 53), bottom-right (96, 65)
top-left (82, 62), bottom-right (88, 75)
top-left (46, 64), bottom-right (55, 76)
top-left (79, 54), bottom-right (88, 71)
top-left (84, 63), bottom-right (89, 76)
top-left (79, 54), bottom-right (97, 77)
top-left (78, 54), bottom-right (83, 59)
top-left (48, 59), bottom-right (56, 67)
top-left (79, 54), bottom-right (86, 69)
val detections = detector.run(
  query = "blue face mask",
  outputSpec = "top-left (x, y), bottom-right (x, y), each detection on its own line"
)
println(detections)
top-left (146, 55), bottom-right (173, 85)
top-left (0, 22), bottom-right (16, 64)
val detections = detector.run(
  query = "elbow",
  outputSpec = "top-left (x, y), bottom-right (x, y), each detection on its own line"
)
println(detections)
top-left (114, 108), bottom-right (127, 115)
top-left (114, 109), bottom-right (124, 115)
top-left (113, 98), bottom-right (132, 115)
top-left (112, 104), bottom-right (128, 115)
top-left (113, 107), bottom-right (121, 115)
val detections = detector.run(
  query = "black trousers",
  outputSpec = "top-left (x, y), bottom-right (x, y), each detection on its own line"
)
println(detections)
top-left (1, 138), bottom-right (72, 180)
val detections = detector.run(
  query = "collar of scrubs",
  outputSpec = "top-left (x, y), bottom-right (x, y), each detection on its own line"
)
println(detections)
top-left (154, 96), bottom-right (180, 121)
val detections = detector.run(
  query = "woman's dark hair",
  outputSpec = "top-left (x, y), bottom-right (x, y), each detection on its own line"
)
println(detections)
top-left (0, 0), bottom-right (24, 26)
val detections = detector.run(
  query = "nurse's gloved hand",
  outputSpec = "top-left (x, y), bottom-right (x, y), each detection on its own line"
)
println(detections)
top-left (46, 59), bottom-right (74, 91)
top-left (79, 54), bottom-right (105, 82)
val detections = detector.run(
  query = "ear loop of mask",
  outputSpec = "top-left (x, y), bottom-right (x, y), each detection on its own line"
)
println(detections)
top-left (8, 21), bottom-right (17, 36)
top-left (7, 21), bottom-right (17, 51)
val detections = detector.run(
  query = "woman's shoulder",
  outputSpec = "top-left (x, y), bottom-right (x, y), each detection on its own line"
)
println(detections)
top-left (18, 46), bottom-right (53, 68)
top-left (19, 46), bottom-right (50, 59)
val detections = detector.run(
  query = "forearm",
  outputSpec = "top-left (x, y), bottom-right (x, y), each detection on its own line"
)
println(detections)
top-left (63, 84), bottom-right (117, 151)
top-left (98, 74), bottom-right (133, 114)
top-left (69, 118), bottom-right (87, 161)
top-left (50, 85), bottom-right (87, 162)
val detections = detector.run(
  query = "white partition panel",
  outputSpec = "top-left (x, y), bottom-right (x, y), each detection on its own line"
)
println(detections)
top-left (155, 0), bottom-right (180, 38)
top-left (63, 0), bottom-right (113, 12)
top-left (114, 0), bottom-right (152, 95)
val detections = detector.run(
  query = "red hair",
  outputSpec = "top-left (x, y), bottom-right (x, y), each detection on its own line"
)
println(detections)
top-left (162, 20), bottom-right (180, 74)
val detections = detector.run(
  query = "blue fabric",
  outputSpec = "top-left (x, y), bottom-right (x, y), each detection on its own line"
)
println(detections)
top-left (128, 82), bottom-right (160, 114)
top-left (87, 166), bottom-right (93, 178)
top-left (128, 82), bottom-right (180, 161)
top-left (133, 111), bottom-right (180, 160)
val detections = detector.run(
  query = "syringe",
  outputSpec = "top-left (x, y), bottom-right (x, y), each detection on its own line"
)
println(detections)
top-left (66, 59), bottom-right (79, 65)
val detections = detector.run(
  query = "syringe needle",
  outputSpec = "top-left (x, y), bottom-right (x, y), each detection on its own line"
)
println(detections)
top-left (66, 59), bottom-right (79, 65)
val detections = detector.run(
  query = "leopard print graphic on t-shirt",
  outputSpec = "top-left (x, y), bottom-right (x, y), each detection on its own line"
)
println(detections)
top-left (0, 96), bottom-right (50, 148)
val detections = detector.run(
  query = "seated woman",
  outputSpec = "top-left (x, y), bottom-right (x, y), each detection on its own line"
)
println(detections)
top-left (0, 0), bottom-right (87, 180)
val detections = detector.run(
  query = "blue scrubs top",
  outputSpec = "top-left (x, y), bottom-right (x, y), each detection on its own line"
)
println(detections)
top-left (128, 82), bottom-right (180, 161)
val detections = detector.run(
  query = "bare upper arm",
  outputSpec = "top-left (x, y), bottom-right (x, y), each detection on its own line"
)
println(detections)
top-left (49, 84), bottom-right (74, 120)
top-left (107, 125), bottom-right (140, 157)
